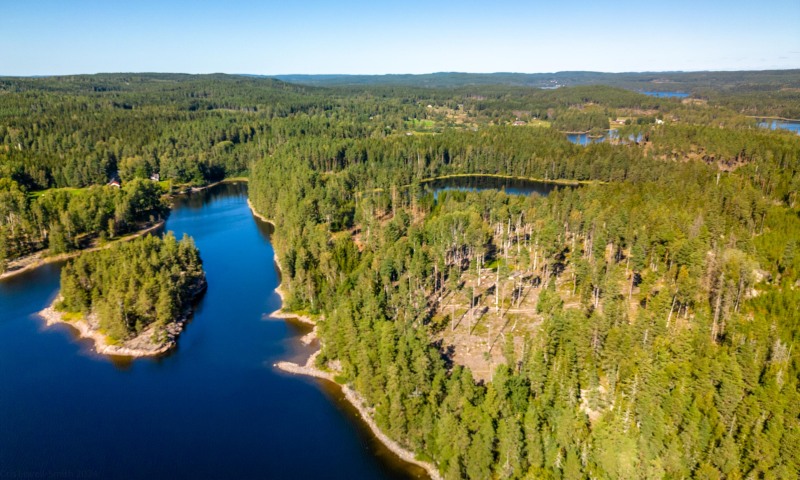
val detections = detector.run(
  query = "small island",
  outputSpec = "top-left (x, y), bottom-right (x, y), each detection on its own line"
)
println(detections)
top-left (39, 232), bottom-right (206, 357)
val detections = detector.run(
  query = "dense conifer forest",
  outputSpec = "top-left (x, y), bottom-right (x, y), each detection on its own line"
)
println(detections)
top-left (1, 72), bottom-right (798, 478)
top-left (57, 233), bottom-right (205, 342)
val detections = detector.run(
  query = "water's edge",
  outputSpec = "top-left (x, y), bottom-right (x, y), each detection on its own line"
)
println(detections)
top-left (2, 181), bottom-right (427, 480)
top-left (247, 200), bottom-right (439, 480)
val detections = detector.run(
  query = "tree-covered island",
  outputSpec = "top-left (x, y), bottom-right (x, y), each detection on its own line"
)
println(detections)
top-left (39, 233), bottom-right (206, 357)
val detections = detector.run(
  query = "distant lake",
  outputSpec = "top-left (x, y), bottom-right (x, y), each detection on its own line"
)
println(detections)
top-left (757, 118), bottom-right (800, 135)
top-left (425, 175), bottom-right (572, 198)
top-left (641, 91), bottom-right (689, 98)
top-left (0, 183), bottom-right (425, 480)
top-left (566, 129), bottom-right (642, 146)
top-left (566, 132), bottom-right (607, 146)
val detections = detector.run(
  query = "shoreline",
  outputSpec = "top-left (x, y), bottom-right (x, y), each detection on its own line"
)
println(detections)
top-left (748, 115), bottom-right (800, 122)
top-left (13, 179), bottom-right (440, 477)
top-left (0, 220), bottom-right (165, 281)
top-left (418, 172), bottom-right (592, 186)
top-left (187, 176), bottom-right (248, 193)
top-left (246, 199), bottom-right (317, 326)
top-left (249, 198), bottom-right (441, 480)
top-left (37, 279), bottom-right (205, 358)
top-left (2, 178), bottom-right (249, 282)
top-left (39, 302), bottom-right (173, 358)
top-left (275, 329), bottom-right (442, 480)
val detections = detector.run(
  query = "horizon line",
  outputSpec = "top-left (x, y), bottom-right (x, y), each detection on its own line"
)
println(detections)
top-left (2, 67), bottom-right (800, 79)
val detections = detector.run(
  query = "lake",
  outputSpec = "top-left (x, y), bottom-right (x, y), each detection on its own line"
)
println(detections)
top-left (0, 182), bottom-right (426, 480)
top-left (640, 91), bottom-right (689, 98)
top-left (757, 118), bottom-right (800, 135)
top-left (425, 175), bottom-right (571, 197)
top-left (566, 132), bottom-right (607, 146)
top-left (565, 129), bottom-right (642, 146)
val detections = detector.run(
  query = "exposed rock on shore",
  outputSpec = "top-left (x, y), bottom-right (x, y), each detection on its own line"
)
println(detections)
top-left (39, 279), bottom-right (205, 358)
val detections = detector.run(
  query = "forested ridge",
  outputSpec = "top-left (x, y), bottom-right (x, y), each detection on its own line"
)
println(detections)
top-left (2, 73), bottom-right (799, 478)
top-left (250, 138), bottom-right (800, 479)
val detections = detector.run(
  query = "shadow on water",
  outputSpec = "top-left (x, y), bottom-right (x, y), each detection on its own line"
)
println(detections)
top-left (424, 174), bottom-right (573, 199)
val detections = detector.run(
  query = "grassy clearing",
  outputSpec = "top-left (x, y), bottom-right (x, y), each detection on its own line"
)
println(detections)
top-left (60, 311), bottom-right (84, 323)
top-left (407, 118), bottom-right (436, 130)
top-left (29, 187), bottom-right (84, 199)
top-left (525, 119), bottom-right (551, 128)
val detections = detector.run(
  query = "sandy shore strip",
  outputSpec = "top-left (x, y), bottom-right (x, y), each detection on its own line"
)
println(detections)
top-left (1, 220), bottom-right (165, 281)
top-left (36, 279), bottom-right (204, 358)
top-left (275, 331), bottom-right (442, 480)
top-left (189, 178), bottom-right (238, 192)
top-left (251, 197), bottom-right (441, 479)
top-left (246, 199), bottom-right (318, 326)
top-left (37, 302), bottom-right (176, 357)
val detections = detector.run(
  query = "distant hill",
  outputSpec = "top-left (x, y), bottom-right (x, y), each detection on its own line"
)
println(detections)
top-left (271, 70), bottom-right (800, 92)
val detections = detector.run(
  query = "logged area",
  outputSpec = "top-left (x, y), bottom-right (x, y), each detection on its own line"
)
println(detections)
top-left (2, 72), bottom-right (799, 479)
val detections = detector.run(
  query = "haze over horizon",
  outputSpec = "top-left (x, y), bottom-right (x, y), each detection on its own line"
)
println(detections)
top-left (3, 0), bottom-right (799, 76)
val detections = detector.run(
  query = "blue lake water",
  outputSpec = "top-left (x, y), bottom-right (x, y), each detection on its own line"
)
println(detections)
top-left (565, 129), bottom-right (641, 146)
top-left (566, 132), bottom-right (607, 146)
top-left (640, 91), bottom-right (689, 98)
top-left (757, 119), bottom-right (800, 135)
top-left (426, 175), bottom-right (571, 198)
top-left (0, 182), bottom-right (425, 480)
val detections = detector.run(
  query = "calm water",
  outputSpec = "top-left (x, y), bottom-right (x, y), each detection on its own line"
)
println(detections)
top-left (566, 129), bottom-right (643, 146)
top-left (640, 91), bottom-right (689, 98)
top-left (566, 132), bottom-right (607, 146)
top-left (757, 119), bottom-right (800, 135)
top-left (0, 182), bottom-right (425, 480)
top-left (425, 175), bottom-right (568, 198)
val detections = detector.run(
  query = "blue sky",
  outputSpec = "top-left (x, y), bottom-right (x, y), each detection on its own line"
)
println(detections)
top-left (2, 0), bottom-right (799, 75)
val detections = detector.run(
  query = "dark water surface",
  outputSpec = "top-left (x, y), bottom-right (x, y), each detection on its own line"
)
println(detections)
top-left (0, 182), bottom-right (425, 480)
top-left (425, 175), bottom-right (569, 198)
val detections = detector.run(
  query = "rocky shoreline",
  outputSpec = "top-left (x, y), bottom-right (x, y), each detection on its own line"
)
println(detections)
top-left (38, 280), bottom-right (206, 358)
top-left (250, 199), bottom-right (442, 480)
top-left (275, 330), bottom-right (443, 480)
top-left (247, 199), bottom-right (317, 327)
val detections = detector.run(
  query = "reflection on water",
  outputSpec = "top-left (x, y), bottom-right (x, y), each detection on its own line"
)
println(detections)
top-left (566, 132), bottom-right (607, 145)
top-left (566, 129), bottom-right (643, 146)
top-left (425, 175), bottom-right (574, 198)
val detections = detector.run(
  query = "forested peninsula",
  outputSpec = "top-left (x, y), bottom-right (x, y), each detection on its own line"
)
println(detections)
top-left (2, 72), bottom-right (799, 478)
top-left (39, 233), bottom-right (206, 357)
top-left (0, 178), bottom-right (168, 278)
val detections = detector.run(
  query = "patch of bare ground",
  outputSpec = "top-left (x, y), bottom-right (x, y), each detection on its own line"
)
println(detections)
top-left (619, 108), bottom-right (661, 117)
top-left (431, 269), bottom-right (545, 382)
top-left (682, 98), bottom-right (707, 106)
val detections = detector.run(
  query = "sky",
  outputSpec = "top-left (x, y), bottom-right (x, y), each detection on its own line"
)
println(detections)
top-left (2, 0), bottom-right (799, 75)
